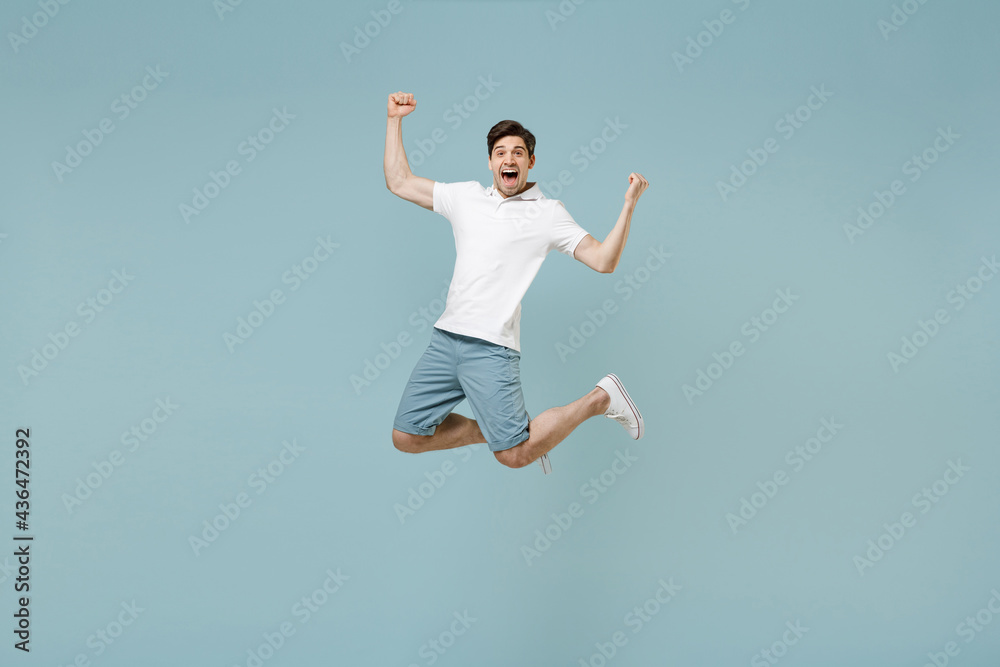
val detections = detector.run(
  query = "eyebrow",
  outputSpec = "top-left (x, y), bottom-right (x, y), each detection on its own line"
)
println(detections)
top-left (494, 146), bottom-right (526, 152)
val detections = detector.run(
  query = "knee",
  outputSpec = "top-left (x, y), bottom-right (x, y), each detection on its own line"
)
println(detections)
top-left (494, 445), bottom-right (529, 469)
top-left (392, 429), bottom-right (422, 454)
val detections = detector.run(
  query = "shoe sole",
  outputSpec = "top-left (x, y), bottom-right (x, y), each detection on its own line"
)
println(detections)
top-left (606, 373), bottom-right (643, 440)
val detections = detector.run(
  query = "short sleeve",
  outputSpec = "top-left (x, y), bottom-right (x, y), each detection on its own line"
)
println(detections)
top-left (549, 200), bottom-right (590, 257)
top-left (433, 181), bottom-right (459, 219)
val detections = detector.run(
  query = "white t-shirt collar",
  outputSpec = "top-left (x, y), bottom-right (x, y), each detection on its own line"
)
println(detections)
top-left (485, 182), bottom-right (543, 202)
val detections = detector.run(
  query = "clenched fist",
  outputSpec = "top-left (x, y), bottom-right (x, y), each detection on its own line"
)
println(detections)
top-left (624, 172), bottom-right (649, 205)
top-left (388, 91), bottom-right (416, 118)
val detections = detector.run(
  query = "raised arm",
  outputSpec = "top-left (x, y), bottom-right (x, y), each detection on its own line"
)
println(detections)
top-left (574, 172), bottom-right (649, 273)
top-left (384, 91), bottom-right (435, 211)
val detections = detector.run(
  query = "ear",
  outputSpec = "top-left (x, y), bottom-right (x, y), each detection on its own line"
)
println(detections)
top-left (528, 154), bottom-right (536, 169)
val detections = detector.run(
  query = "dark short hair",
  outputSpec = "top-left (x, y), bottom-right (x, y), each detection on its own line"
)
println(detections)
top-left (487, 120), bottom-right (536, 158)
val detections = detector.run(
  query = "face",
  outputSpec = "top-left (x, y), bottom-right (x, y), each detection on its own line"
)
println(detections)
top-left (488, 135), bottom-right (535, 198)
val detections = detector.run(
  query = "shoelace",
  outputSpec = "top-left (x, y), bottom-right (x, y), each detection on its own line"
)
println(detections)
top-left (606, 409), bottom-right (633, 426)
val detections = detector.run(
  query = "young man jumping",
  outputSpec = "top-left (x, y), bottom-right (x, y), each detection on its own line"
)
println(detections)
top-left (384, 91), bottom-right (648, 470)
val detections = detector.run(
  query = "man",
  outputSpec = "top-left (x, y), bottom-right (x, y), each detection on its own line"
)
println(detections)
top-left (384, 91), bottom-right (648, 470)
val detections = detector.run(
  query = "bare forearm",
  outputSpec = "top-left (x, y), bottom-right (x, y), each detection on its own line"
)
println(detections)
top-left (384, 116), bottom-right (411, 191)
top-left (599, 201), bottom-right (636, 272)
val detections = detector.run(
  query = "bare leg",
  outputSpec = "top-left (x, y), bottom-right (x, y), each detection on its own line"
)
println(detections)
top-left (393, 387), bottom-right (612, 468)
top-left (392, 412), bottom-right (486, 454)
top-left (494, 387), bottom-right (610, 469)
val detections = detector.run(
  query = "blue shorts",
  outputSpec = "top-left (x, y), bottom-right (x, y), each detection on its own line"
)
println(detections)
top-left (393, 327), bottom-right (530, 452)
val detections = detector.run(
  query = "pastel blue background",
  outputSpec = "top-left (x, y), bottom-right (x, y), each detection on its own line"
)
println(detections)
top-left (1, 0), bottom-right (998, 665)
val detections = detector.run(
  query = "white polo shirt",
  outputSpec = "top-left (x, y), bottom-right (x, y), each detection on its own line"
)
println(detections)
top-left (431, 180), bottom-right (589, 351)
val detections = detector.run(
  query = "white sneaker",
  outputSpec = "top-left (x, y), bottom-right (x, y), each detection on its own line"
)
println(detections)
top-left (596, 373), bottom-right (643, 440)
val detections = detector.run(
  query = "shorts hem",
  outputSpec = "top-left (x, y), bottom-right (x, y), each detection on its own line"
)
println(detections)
top-left (487, 431), bottom-right (530, 453)
top-left (393, 419), bottom-right (436, 437)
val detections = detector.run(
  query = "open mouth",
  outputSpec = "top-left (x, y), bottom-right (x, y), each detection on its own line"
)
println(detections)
top-left (501, 168), bottom-right (518, 187)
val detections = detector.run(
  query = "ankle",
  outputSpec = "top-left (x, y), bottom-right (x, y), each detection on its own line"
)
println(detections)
top-left (592, 387), bottom-right (611, 414)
